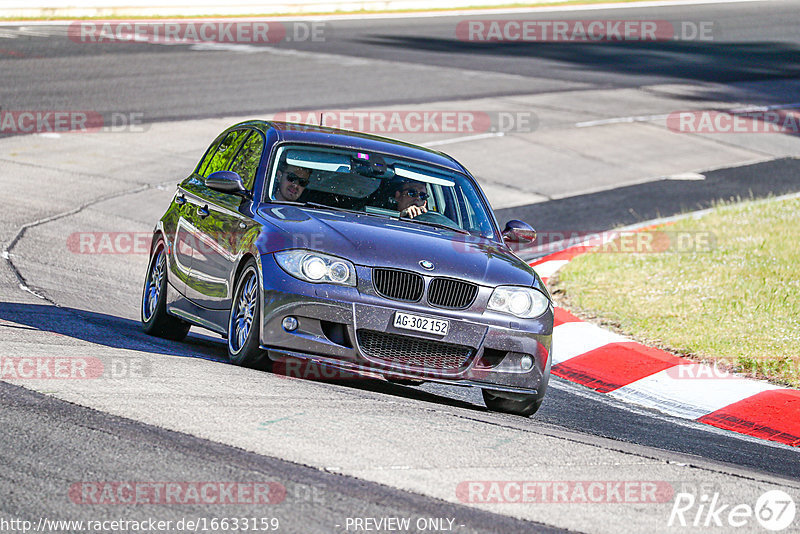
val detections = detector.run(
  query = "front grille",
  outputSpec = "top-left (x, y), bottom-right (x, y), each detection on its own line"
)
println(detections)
top-left (428, 278), bottom-right (478, 309)
top-left (357, 330), bottom-right (473, 370)
top-left (373, 268), bottom-right (424, 302)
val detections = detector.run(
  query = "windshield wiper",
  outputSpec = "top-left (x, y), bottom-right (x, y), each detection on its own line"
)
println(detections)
top-left (302, 201), bottom-right (354, 212)
top-left (268, 200), bottom-right (362, 212)
top-left (399, 218), bottom-right (471, 235)
top-left (302, 202), bottom-right (393, 220)
top-left (268, 200), bottom-right (306, 206)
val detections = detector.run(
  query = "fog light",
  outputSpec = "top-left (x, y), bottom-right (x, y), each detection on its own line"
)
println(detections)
top-left (282, 316), bottom-right (298, 332)
top-left (520, 355), bottom-right (534, 371)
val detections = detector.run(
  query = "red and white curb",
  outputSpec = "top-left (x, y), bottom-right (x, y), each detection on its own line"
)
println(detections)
top-left (531, 245), bottom-right (800, 448)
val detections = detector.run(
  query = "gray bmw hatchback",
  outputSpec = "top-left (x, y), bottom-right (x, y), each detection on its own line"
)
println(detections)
top-left (142, 121), bottom-right (553, 416)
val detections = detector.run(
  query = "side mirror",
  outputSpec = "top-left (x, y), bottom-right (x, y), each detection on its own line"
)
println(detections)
top-left (205, 171), bottom-right (248, 196)
top-left (502, 220), bottom-right (537, 244)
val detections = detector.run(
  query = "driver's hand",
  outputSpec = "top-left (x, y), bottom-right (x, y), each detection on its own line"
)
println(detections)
top-left (400, 205), bottom-right (427, 219)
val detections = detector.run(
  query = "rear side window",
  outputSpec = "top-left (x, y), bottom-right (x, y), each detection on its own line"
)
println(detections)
top-left (229, 131), bottom-right (264, 190)
top-left (196, 136), bottom-right (222, 176)
top-left (201, 130), bottom-right (249, 178)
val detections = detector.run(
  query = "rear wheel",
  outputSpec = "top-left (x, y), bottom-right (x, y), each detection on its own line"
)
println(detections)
top-left (141, 237), bottom-right (190, 340)
top-left (228, 259), bottom-right (269, 369)
top-left (482, 389), bottom-right (544, 417)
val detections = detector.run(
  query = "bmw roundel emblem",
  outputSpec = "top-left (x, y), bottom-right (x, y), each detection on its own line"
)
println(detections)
top-left (419, 260), bottom-right (435, 270)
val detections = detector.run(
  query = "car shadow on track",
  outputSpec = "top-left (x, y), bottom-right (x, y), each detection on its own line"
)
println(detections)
top-left (0, 301), bottom-right (228, 362)
top-left (275, 363), bottom-right (485, 412)
top-left (0, 301), bottom-right (486, 412)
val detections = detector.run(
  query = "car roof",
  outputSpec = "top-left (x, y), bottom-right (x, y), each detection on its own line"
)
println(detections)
top-left (235, 120), bottom-right (468, 174)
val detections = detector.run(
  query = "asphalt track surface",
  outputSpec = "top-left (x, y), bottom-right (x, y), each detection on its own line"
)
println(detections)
top-left (0, 380), bottom-right (560, 534)
top-left (2, 1), bottom-right (800, 532)
top-left (496, 157), bottom-right (800, 233)
top-left (1, 1), bottom-right (799, 124)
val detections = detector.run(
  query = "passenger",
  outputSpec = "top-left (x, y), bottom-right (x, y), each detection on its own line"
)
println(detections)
top-left (274, 164), bottom-right (310, 202)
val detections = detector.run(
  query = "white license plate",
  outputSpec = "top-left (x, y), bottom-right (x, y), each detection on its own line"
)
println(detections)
top-left (393, 312), bottom-right (449, 336)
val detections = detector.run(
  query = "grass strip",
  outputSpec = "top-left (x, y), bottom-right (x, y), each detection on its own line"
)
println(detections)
top-left (551, 196), bottom-right (800, 388)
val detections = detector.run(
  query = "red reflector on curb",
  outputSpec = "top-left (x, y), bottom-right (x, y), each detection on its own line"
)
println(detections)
top-left (552, 342), bottom-right (687, 393)
top-left (698, 389), bottom-right (800, 447)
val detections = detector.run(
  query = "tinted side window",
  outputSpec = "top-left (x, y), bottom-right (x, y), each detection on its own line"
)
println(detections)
top-left (229, 131), bottom-right (264, 190)
top-left (197, 136), bottom-right (223, 176)
top-left (201, 130), bottom-right (248, 178)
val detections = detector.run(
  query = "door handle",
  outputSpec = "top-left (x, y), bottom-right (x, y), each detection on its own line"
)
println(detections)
top-left (197, 205), bottom-right (210, 218)
top-left (175, 194), bottom-right (186, 206)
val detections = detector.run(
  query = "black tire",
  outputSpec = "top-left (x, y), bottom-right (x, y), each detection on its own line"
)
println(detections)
top-left (227, 259), bottom-right (269, 369)
top-left (482, 389), bottom-right (544, 417)
top-left (141, 237), bottom-right (191, 341)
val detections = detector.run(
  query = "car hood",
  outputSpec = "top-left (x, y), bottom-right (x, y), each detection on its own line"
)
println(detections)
top-left (256, 205), bottom-right (537, 287)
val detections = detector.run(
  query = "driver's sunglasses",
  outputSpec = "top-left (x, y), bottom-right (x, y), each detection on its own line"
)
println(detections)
top-left (285, 172), bottom-right (310, 187)
top-left (402, 189), bottom-right (429, 201)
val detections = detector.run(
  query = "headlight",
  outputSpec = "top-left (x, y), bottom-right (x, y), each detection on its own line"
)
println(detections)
top-left (274, 250), bottom-right (356, 286)
top-left (487, 286), bottom-right (550, 318)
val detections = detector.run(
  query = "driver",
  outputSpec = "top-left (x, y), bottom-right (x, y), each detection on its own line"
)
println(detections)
top-left (394, 179), bottom-right (429, 219)
top-left (274, 163), bottom-right (311, 202)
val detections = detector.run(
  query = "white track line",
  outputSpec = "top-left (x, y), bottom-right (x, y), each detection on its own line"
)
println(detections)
top-left (0, 0), bottom-right (767, 25)
top-left (577, 102), bottom-right (800, 129)
top-left (422, 131), bottom-right (505, 147)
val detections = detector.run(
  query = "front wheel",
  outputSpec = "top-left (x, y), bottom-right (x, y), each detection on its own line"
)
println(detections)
top-left (482, 389), bottom-right (544, 417)
top-left (228, 259), bottom-right (269, 369)
top-left (141, 237), bottom-right (190, 340)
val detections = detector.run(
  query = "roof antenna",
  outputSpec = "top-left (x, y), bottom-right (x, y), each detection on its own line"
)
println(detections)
top-left (319, 113), bottom-right (323, 127)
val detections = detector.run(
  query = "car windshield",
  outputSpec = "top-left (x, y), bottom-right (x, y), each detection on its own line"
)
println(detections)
top-left (265, 144), bottom-right (496, 239)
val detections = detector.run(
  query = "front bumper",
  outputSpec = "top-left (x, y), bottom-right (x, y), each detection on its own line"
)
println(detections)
top-left (259, 255), bottom-right (553, 395)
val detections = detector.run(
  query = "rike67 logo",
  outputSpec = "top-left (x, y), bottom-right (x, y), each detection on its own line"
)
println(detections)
top-left (669, 489), bottom-right (796, 531)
